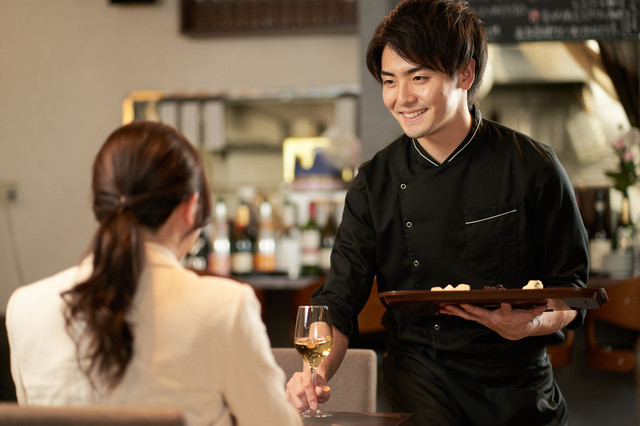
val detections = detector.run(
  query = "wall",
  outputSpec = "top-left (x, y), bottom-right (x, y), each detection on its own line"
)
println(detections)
top-left (0, 0), bottom-right (359, 309)
top-left (357, 0), bottom-right (403, 161)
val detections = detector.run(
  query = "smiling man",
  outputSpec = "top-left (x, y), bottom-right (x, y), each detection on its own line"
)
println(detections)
top-left (285, 1), bottom-right (589, 424)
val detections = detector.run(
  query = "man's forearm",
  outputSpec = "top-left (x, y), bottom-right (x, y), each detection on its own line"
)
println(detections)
top-left (317, 326), bottom-right (349, 381)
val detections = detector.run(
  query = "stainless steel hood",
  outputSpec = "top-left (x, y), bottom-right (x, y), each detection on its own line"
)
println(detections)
top-left (482, 41), bottom-right (617, 100)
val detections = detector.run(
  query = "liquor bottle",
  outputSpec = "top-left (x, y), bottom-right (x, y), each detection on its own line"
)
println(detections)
top-left (276, 200), bottom-right (301, 279)
top-left (615, 194), bottom-right (634, 252)
top-left (237, 186), bottom-right (259, 246)
top-left (230, 201), bottom-right (255, 275)
top-left (300, 202), bottom-right (321, 276)
top-left (209, 198), bottom-right (231, 276)
top-left (319, 203), bottom-right (337, 273)
top-left (254, 200), bottom-right (277, 273)
top-left (183, 229), bottom-right (210, 271)
top-left (588, 189), bottom-right (611, 273)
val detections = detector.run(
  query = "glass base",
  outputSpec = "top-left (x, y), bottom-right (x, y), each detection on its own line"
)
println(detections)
top-left (301, 408), bottom-right (331, 418)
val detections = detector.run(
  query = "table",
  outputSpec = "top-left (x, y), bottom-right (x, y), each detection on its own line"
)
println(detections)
top-left (302, 412), bottom-right (413, 425)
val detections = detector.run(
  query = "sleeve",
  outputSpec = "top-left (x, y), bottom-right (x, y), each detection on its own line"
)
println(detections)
top-left (5, 288), bottom-right (27, 404)
top-left (221, 286), bottom-right (302, 426)
top-left (312, 172), bottom-right (377, 341)
top-left (532, 149), bottom-right (589, 329)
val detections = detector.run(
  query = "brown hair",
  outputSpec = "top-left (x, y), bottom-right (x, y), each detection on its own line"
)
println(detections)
top-left (366, 0), bottom-right (487, 109)
top-left (63, 121), bottom-right (211, 388)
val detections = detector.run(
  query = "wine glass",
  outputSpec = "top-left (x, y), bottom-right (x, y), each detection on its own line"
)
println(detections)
top-left (294, 305), bottom-right (333, 418)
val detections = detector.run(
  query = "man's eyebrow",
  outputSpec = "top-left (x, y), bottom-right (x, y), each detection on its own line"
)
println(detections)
top-left (381, 67), bottom-right (425, 77)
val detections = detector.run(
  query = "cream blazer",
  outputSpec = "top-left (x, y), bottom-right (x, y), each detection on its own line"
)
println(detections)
top-left (6, 242), bottom-right (301, 426)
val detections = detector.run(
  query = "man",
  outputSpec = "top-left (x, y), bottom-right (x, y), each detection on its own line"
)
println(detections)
top-left (286, 0), bottom-right (588, 424)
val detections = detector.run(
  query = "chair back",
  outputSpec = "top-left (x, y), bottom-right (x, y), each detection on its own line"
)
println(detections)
top-left (272, 347), bottom-right (377, 412)
top-left (589, 278), bottom-right (640, 329)
top-left (587, 277), bottom-right (640, 372)
top-left (0, 403), bottom-right (185, 425)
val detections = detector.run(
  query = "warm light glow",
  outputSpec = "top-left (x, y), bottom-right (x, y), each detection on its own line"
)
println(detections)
top-left (282, 137), bottom-right (331, 183)
top-left (586, 39), bottom-right (600, 54)
top-left (121, 90), bottom-right (165, 124)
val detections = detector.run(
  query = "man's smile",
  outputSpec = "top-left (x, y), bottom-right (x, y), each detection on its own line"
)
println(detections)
top-left (400, 109), bottom-right (427, 119)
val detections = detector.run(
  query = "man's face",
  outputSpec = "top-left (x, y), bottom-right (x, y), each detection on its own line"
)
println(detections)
top-left (380, 46), bottom-right (470, 146)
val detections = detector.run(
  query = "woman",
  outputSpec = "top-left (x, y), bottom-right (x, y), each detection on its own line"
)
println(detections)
top-left (6, 121), bottom-right (301, 426)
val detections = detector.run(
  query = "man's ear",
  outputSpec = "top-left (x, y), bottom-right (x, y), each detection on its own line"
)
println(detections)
top-left (458, 58), bottom-right (476, 90)
top-left (181, 192), bottom-right (200, 228)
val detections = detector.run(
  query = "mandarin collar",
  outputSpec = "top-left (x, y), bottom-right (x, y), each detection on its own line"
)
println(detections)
top-left (411, 106), bottom-right (483, 167)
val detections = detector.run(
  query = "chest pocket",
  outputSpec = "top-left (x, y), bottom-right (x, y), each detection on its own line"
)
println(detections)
top-left (464, 204), bottom-right (519, 280)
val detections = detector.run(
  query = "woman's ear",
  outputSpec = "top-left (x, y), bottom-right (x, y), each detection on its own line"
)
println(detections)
top-left (181, 192), bottom-right (200, 228)
top-left (457, 58), bottom-right (476, 90)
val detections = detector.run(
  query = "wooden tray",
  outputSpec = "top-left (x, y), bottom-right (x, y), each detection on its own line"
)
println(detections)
top-left (379, 287), bottom-right (608, 316)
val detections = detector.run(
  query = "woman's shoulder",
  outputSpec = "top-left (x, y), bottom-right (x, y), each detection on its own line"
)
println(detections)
top-left (193, 273), bottom-right (255, 297)
top-left (8, 262), bottom-right (90, 307)
top-left (158, 267), bottom-right (257, 308)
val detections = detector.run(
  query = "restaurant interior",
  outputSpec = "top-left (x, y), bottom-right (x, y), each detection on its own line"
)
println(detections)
top-left (0, 0), bottom-right (639, 424)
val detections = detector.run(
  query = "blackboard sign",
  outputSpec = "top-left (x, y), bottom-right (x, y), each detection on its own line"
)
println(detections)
top-left (469, 0), bottom-right (639, 43)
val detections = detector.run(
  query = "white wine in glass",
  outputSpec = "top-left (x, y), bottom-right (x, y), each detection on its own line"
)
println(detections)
top-left (294, 305), bottom-right (333, 418)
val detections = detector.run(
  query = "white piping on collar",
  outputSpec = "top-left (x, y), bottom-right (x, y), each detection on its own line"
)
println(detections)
top-left (412, 119), bottom-right (481, 166)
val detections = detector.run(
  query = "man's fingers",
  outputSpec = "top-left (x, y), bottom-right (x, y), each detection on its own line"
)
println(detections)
top-left (316, 385), bottom-right (331, 404)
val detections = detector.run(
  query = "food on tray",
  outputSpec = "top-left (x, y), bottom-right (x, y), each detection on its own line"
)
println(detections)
top-left (522, 280), bottom-right (543, 290)
top-left (429, 280), bottom-right (543, 292)
top-left (430, 283), bottom-right (470, 291)
top-left (483, 284), bottom-right (506, 290)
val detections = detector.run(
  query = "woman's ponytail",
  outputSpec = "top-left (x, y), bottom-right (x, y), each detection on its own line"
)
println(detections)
top-left (63, 121), bottom-right (211, 389)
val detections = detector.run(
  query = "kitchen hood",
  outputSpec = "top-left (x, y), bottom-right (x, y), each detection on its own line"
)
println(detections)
top-left (483, 41), bottom-right (617, 100)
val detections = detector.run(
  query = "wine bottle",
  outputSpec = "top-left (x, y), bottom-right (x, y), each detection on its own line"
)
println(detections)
top-left (209, 198), bottom-right (231, 276)
top-left (615, 194), bottom-right (634, 252)
top-left (231, 201), bottom-right (255, 275)
top-left (255, 200), bottom-right (276, 273)
top-left (276, 200), bottom-right (301, 279)
top-left (319, 203), bottom-right (337, 273)
top-left (300, 202), bottom-right (321, 276)
top-left (184, 229), bottom-right (210, 271)
top-left (588, 189), bottom-right (611, 273)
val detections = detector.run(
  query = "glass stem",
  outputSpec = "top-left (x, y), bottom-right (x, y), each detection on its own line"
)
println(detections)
top-left (309, 367), bottom-right (318, 414)
top-left (310, 367), bottom-right (316, 389)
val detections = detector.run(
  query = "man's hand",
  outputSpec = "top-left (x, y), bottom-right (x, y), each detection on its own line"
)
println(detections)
top-left (285, 370), bottom-right (331, 412)
top-left (439, 302), bottom-right (548, 340)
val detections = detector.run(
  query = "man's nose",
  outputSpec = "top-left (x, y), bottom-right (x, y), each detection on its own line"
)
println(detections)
top-left (397, 82), bottom-right (416, 105)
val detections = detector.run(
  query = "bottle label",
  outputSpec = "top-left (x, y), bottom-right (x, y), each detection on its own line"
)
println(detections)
top-left (276, 237), bottom-right (301, 278)
top-left (209, 254), bottom-right (231, 276)
top-left (319, 247), bottom-right (332, 271)
top-left (255, 253), bottom-right (276, 272)
top-left (300, 230), bottom-right (320, 266)
top-left (231, 252), bottom-right (253, 274)
top-left (589, 238), bottom-right (611, 272)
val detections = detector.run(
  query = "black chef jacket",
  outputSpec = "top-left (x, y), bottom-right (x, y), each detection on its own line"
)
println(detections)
top-left (312, 108), bottom-right (589, 365)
